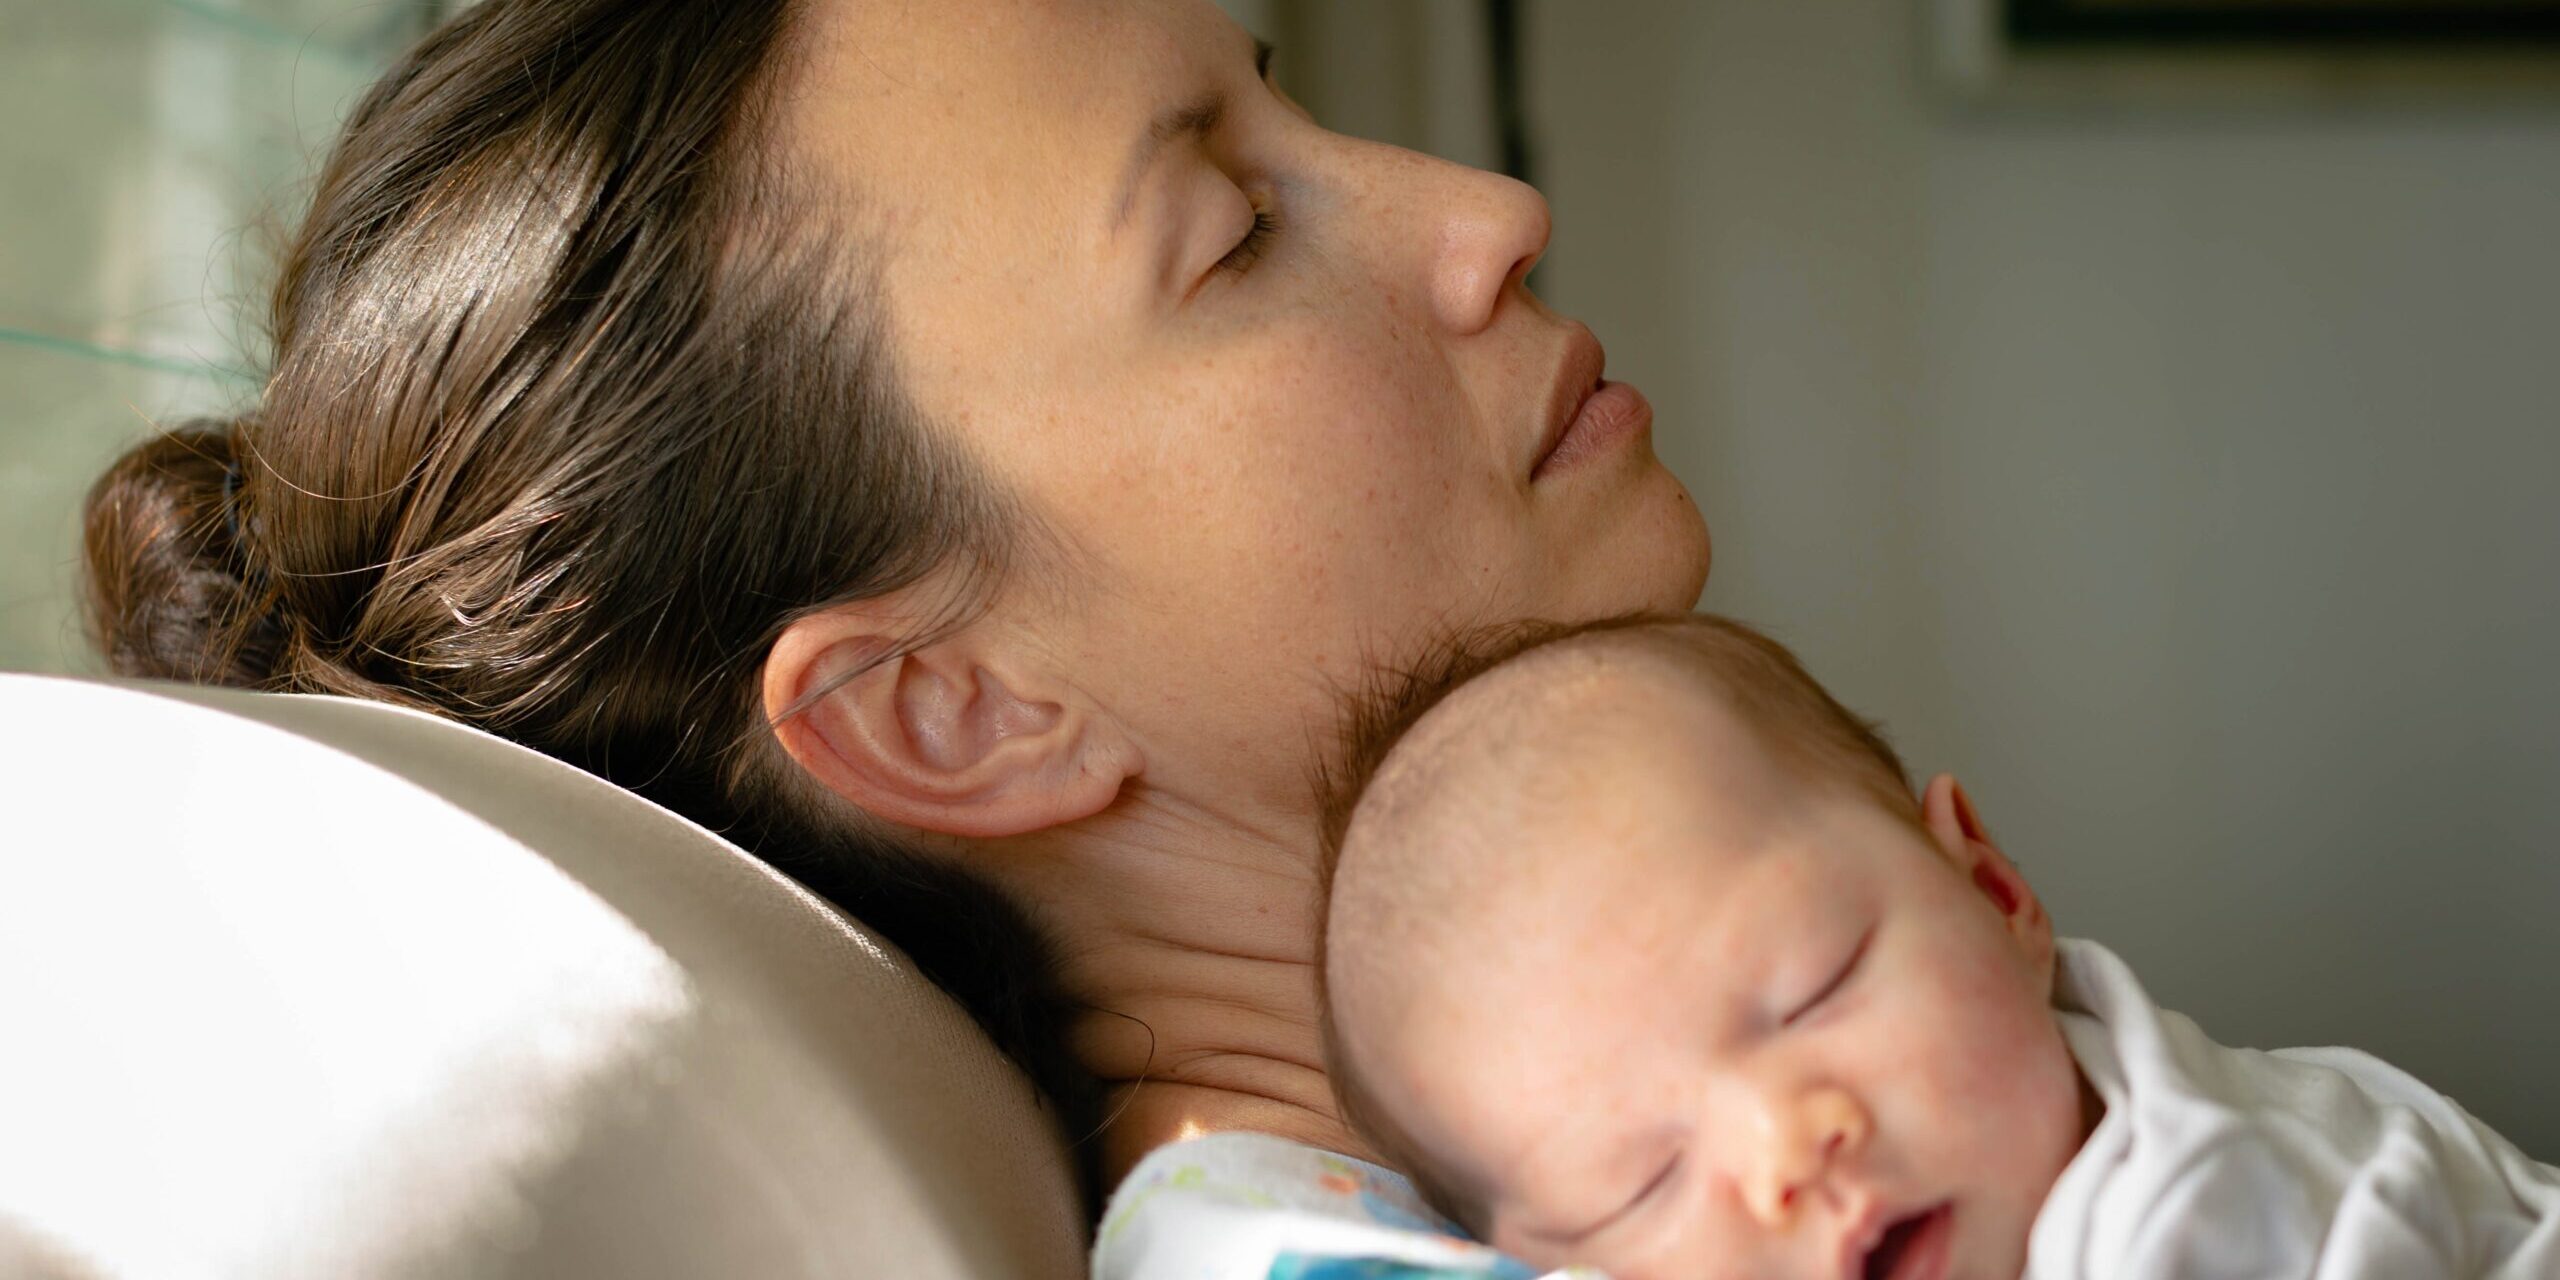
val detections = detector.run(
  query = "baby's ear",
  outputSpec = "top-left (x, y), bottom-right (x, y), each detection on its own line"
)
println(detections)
top-left (1920, 774), bottom-right (2055, 993)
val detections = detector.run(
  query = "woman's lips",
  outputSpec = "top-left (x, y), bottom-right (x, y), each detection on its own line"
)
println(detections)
top-left (1531, 378), bottom-right (1652, 481)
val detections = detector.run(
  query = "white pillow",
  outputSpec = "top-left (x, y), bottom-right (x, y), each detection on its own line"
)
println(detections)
top-left (0, 675), bottom-right (1083, 1280)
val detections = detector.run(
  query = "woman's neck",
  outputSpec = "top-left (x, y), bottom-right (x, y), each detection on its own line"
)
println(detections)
top-left (978, 789), bottom-right (1379, 1186)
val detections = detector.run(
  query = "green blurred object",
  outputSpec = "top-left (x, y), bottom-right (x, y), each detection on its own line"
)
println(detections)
top-left (0, 0), bottom-right (439, 673)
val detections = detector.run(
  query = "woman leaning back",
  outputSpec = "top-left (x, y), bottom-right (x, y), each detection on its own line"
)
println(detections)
top-left (82, 0), bottom-right (1709, 1271)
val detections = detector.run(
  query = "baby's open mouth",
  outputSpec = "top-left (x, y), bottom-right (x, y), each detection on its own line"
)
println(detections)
top-left (1860, 1203), bottom-right (1953, 1280)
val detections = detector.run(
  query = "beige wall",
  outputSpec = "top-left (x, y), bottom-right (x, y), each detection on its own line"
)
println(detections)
top-left (1538, 3), bottom-right (2560, 1151)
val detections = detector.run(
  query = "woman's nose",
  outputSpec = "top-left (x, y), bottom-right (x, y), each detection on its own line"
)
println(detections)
top-left (1407, 155), bottom-right (1551, 336)
top-left (1737, 1083), bottom-right (1872, 1229)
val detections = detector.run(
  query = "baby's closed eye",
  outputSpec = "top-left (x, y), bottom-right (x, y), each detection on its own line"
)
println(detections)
top-left (1779, 925), bottom-right (1874, 1027)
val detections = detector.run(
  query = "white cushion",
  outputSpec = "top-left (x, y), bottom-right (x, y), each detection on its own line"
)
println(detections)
top-left (0, 675), bottom-right (1085, 1280)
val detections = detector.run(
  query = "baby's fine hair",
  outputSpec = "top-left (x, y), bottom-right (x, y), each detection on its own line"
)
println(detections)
top-left (1315, 611), bottom-right (1915, 888)
top-left (1310, 611), bottom-right (1916, 1231)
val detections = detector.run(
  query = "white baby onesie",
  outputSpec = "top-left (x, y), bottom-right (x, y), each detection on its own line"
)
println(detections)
top-left (2030, 938), bottom-right (2560, 1279)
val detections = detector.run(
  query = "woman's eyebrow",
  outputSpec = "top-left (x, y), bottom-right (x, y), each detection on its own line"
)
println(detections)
top-left (1108, 38), bottom-right (1276, 234)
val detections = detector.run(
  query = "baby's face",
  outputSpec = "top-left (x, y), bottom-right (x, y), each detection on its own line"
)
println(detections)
top-left (1329, 653), bottom-right (2087, 1280)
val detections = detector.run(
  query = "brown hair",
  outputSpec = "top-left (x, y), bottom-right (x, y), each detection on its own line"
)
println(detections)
top-left (80, 0), bottom-right (1094, 1172)
top-left (1310, 611), bottom-right (1914, 1233)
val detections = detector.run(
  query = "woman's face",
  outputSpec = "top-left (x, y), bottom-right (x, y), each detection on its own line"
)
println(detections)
top-left (785, 0), bottom-right (1709, 814)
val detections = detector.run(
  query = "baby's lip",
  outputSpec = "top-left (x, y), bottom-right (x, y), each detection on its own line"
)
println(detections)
top-left (1834, 1198), bottom-right (1890, 1280)
top-left (1835, 1199), bottom-right (1947, 1280)
top-left (1838, 1201), bottom-right (1954, 1280)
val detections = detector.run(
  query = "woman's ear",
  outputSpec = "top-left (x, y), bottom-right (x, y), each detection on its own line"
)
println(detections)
top-left (761, 601), bottom-right (1142, 839)
top-left (1920, 773), bottom-right (2055, 991)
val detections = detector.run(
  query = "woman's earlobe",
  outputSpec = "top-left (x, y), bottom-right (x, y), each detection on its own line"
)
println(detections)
top-left (762, 611), bottom-right (1141, 839)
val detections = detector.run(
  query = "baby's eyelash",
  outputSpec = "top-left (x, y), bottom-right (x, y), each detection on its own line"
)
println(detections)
top-left (1216, 206), bottom-right (1282, 275)
top-left (1782, 928), bottom-right (1872, 1026)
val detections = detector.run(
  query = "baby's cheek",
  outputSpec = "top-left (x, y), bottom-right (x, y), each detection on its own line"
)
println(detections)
top-left (1910, 952), bottom-right (2067, 1113)
top-left (1946, 995), bottom-right (2082, 1191)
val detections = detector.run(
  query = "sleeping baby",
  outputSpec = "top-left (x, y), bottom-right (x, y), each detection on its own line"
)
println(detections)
top-left (1316, 613), bottom-right (2560, 1280)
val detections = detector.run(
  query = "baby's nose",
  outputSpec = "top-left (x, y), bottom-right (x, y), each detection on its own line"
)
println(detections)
top-left (1738, 1084), bottom-right (1871, 1229)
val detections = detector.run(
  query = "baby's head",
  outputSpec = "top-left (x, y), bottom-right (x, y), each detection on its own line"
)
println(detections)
top-left (1319, 615), bottom-right (2087, 1280)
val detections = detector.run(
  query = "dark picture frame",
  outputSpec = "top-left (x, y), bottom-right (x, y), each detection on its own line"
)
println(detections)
top-left (2005, 0), bottom-right (2560, 48)
top-left (1935, 0), bottom-right (2560, 103)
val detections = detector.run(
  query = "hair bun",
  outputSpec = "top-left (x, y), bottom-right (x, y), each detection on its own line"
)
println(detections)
top-left (81, 422), bottom-right (294, 686)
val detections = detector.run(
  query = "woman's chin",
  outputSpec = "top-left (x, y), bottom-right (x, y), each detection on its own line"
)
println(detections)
top-left (1548, 498), bottom-right (1709, 622)
top-left (1669, 501), bottom-right (1712, 607)
top-left (1625, 466), bottom-right (1713, 613)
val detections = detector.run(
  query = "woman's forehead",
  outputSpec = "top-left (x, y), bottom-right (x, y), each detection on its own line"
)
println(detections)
top-left (780, 0), bottom-right (1241, 256)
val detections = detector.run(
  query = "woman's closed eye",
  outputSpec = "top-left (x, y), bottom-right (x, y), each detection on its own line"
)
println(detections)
top-left (1781, 927), bottom-right (1873, 1026)
top-left (1215, 201), bottom-right (1281, 276)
